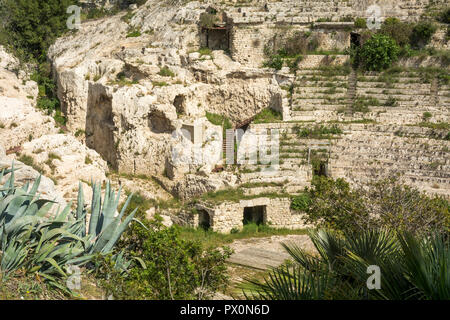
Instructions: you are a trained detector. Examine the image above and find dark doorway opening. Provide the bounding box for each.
[238,123,250,132]
[198,210,211,230]
[148,110,174,134]
[350,32,361,48]
[205,28,229,51]
[314,161,329,177]
[243,206,266,225]
[173,94,186,115]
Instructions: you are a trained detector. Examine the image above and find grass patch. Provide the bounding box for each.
[415,122,449,130]
[108,72,138,86]
[198,47,212,56]
[126,28,141,38]
[152,81,168,87]
[158,66,175,77]
[197,188,291,204]
[295,124,342,139]
[178,223,309,248]
[327,119,376,124]
[18,155,44,173]
[253,108,283,124]
[205,112,232,130]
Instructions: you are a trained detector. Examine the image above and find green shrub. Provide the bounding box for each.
[410,21,437,49]
[96,220,232,300]
[439,8,450,24]
[422,112,433,120]
[126,28,141,38]
[380,17,413,47]
[291,194,311,211]
[158,66,175,77]
[0,0,73,62]
[302,176,450,235]
[263,54,284,70]
[354,17,367,29]
[199,12,218,29]
[359,34,400,71]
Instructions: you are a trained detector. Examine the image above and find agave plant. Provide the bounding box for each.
[245,229,450,300]
[0,164,137,285]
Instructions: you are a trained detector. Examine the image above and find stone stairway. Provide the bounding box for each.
[234,120,450,198]
[231,66,450,198]
[289,68,450,125]
[236,122,341,196]
[290,68,350,121]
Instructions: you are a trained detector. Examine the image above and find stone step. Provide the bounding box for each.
[354,93,433,102]
[356,82,431,89]
[296,75,349,81]
[227,248,290,270]
[331,168,450,179]
[293,97,348,104]
[294,86,347,93]
[295,81,349,87]
[356,87,431,95]
[357,76,424,82]
[330,157,450,168]
[292,104,348,111]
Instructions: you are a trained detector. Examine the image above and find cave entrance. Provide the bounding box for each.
[198,210,211,230]
[86,90,118,169]
[148,110,174,134]
[350,32,361,48]
[204,27,229,51]
[236,116,255,133]
[173,94,186,115]
[243,206,266,225]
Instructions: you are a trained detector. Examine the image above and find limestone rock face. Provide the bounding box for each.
[0,97,59,150]
[0,49,109,204]
[47,0,284,183]
[21,134,108,201]
[173,171,238,200]
[0,46,38,102]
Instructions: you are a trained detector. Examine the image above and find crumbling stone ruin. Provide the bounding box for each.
[19,0,448,233]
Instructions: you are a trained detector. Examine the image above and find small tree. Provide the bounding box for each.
[410,21,437,49]
[380,17,413,47]
[359,34,400,71]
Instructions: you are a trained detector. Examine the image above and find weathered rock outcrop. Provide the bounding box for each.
[21,134,108,201]
[48,1,284,181]
[46,0,449,203]
[0,47,109,203]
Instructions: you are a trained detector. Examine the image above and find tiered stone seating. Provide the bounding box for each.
[328,124,450,197]
[289,68,450,125]
[290,68,350,121]
[236,122,339,195]
[235,119,449,198]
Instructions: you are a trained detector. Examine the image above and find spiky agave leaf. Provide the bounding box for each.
[0,166,137,283]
